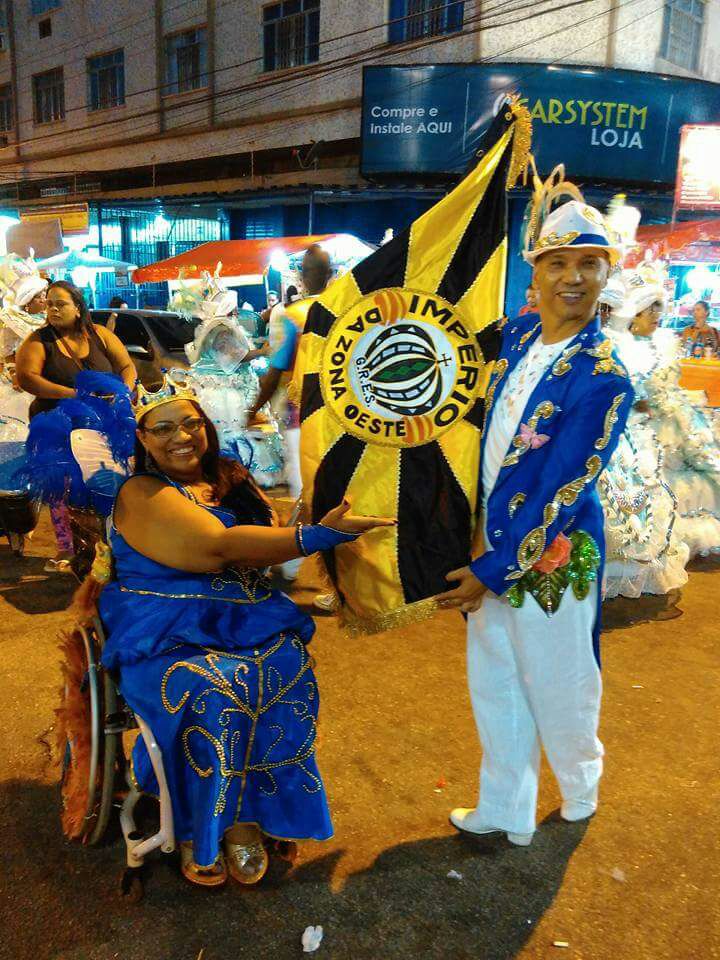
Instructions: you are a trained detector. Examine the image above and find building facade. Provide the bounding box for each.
[0,0,716,303]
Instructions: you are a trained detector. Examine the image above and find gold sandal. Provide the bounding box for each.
[179,841,227,888]
[224,834,269,886]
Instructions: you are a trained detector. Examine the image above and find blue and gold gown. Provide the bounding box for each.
[99,477,332,868]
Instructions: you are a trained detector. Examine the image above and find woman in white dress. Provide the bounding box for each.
[606,268,720,560]
[598,279,690,599]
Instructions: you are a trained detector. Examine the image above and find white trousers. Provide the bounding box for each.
[284,426,302,499]
[466,584,602,835]
[280,427,303,580]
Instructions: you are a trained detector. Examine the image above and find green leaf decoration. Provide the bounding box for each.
[508,530,600,615]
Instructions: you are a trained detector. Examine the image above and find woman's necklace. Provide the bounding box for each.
[183,480,217,505]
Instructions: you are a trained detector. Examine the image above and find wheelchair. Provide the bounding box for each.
[56,507,176,901]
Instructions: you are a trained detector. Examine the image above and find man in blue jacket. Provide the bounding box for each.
[439,198,634,846]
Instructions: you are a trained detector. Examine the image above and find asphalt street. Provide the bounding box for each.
[0,513,718,960]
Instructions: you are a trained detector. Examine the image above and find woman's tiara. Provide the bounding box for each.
[132,372,198,422]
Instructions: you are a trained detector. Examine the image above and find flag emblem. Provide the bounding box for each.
[321,289,482,446]
[293,101,532,633]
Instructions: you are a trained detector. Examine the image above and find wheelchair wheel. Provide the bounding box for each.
[57,624,119,845]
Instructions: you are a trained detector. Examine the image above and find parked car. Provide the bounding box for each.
[90,309,199,387]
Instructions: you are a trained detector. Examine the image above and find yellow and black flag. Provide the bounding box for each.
[294,101,531,633]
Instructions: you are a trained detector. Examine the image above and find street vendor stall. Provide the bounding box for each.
[626,219,720,406]
[131,233,376,303]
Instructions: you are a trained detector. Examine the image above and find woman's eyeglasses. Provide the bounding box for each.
[142,416,205,439]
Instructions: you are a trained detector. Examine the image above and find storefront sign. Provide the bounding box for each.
[361,64,720,184]
[19,202,89,236]
[674,124,720,210]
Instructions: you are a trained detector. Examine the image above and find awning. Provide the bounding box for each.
[36,249,138,272]
[131,234,373,284]
[626,219,720,266]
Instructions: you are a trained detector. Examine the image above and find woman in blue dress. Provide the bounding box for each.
[99,377,393,888]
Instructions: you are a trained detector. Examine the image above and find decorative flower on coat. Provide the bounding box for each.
[519,422,551,449]
[533,533,572,574]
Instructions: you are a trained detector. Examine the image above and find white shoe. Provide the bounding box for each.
[561,786,598,822]
[313,592,339,613]
[449,807,534,847]
[280,557,302,581]
[561,799,597,822]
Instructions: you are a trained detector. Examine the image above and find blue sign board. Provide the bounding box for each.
[361,63,720,184]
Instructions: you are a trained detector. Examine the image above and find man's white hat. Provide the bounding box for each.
[524,199,622,266]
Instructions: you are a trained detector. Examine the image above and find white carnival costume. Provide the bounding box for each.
[169,270,284,487]
[607,267,720,559]
[598,279,690,598]
[0,253,48,440]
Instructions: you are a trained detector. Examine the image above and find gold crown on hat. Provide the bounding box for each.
[132,371,198,422]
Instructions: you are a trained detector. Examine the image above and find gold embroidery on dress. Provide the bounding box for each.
[595,393,627,450]
[508,493,526,518]
[507,454,603,579]
[159,635,321,818]
[551,343,583,378]
[119,579,272,605]
[501,400,555,467]
[585,338,628,377]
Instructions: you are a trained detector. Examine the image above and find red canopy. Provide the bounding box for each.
[132,235,337,283]
[625,219,720,266]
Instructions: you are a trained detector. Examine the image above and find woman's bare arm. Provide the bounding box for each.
[93,325,137,391]
[15,335,75,400]
[115,476,301,572]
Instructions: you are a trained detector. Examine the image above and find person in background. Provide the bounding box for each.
[518,285,539,316]
[680,300,719,357]
[258,290,280,339]
[106,295,129,334]
[15,281,136,572]
[247,247,333,590]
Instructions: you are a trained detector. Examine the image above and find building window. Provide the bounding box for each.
[660,0,704,71]
[165,27,207,94]
[263,0,320,72]
[87,50,125,111]
[30,0,60,14]
[388,0,463,44]
[0,83,12,131]
[33,67,64,123]
[38,17,51,37]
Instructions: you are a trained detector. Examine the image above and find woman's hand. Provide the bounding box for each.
[320,499,396,535]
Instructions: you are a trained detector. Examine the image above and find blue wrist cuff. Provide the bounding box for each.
[297,523,359,555]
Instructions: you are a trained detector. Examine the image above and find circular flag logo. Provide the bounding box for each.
[320,288,486,447]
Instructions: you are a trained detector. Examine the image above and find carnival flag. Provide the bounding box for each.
[293,101,531,633]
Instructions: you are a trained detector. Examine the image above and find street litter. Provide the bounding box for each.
[447,869,463,880]
[302,926,324,953]
[552,942,570,949]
